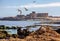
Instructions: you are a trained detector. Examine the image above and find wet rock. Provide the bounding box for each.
[28,25,60,41]
[0,25,60,41]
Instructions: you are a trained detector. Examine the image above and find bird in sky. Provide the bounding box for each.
[18,9,22,15]
[33,1,36,3]
[24,8,28,11]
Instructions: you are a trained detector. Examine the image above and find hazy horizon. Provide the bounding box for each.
[0,0,60,17]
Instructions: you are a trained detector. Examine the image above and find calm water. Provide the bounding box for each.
[0,21,60,34]
[0,21,40,27]
[5,26,40,34]
[0,21,41,34]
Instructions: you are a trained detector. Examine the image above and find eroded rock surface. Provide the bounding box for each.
[0,26,60,41]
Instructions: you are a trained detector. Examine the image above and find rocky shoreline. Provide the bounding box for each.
[0,25,60,41]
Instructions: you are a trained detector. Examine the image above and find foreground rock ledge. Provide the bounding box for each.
[0,26,60,41]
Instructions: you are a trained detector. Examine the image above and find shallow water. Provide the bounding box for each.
[0,21,60,34]
[0,21,40,27]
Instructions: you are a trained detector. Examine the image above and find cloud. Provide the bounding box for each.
[0,6,19,8]
[0,2,60,8]
[20,2,60,8]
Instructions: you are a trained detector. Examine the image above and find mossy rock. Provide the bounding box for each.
[0,33,6,39]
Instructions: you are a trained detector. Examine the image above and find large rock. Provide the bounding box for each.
[28,25,60,41]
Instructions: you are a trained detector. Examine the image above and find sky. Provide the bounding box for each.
[0,0,60,17]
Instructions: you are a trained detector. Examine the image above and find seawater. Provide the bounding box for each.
[0,21,40,34]
[0,21,40,27]
[0,21,60,34]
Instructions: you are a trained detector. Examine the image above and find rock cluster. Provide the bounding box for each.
[26,26,60,41]
[0,25,60,41]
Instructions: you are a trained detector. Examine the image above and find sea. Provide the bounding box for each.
[0,20,60,34]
